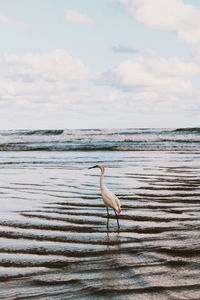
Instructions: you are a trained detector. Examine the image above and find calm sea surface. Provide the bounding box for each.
[0,128,200,299]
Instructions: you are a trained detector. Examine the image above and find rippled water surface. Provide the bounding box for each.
[0,128,200,299]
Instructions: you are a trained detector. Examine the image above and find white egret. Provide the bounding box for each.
[88,164,121,230]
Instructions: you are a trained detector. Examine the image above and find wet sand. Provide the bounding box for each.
[0,150,200,299]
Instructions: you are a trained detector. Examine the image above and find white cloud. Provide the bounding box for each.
[117,0,200,48]
[0,15,27,30]
[111,0,200,114]
[3,49,89,81]
[64,10,94,26]
[101,54,200,112]
[0,48,200,117]
[0,76,93,108]
[104,55,198,91]
[0,50,92,107]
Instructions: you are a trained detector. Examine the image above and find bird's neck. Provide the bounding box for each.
[100,168,105,189]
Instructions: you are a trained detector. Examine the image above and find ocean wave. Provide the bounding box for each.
[0,128,199,152]
[0,136,199,147]
[0,134,200,145]
[0,127,199,137]
[172,127,200,133]
[17,129,64,136]
[0,144,198,152]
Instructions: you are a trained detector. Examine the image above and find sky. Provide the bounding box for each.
[0,0,200,129]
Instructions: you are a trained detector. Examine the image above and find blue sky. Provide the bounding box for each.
[0,0,200,129]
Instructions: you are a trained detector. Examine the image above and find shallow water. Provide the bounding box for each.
[0,129,200,299]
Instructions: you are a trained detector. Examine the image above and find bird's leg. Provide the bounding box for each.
[106,208,109,229]
[114,209,120,230]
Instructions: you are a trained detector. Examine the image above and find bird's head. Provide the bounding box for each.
[88,164,105,172]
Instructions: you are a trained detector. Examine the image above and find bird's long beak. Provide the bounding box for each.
[88,165,97,169]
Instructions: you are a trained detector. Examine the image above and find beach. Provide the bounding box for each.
[0,128,200,299]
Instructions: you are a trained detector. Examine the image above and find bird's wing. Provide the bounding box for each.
[112,193,121,213]
[102,188,121,213]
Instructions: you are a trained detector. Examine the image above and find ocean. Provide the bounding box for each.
[0,128,200,299]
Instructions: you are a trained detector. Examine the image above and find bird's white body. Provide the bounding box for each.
[99,165,121,213]
[89,164,121,229]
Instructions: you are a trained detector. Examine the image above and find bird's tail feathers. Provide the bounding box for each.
[116,206,121,214]
[115,197,121,214]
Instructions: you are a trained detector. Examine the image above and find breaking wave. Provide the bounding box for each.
[14,129,64,136]
[0,127,199,152]
[172,127,200,133]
